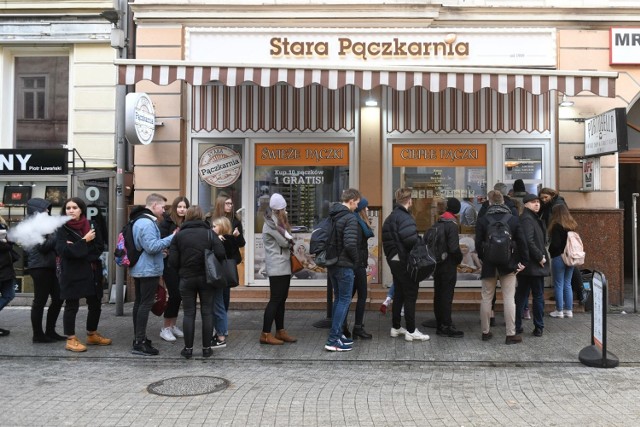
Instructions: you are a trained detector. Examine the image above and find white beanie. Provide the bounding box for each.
[269,193,287,210]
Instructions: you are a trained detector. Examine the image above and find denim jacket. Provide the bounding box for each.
[130,213,173,278]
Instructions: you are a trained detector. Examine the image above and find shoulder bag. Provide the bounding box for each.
[205,231,227,288]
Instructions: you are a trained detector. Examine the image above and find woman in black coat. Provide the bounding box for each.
[169,206,226,359]
[56,197,111,352]
[0,215,16,337]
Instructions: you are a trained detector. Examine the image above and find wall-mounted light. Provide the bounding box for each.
[559,94,574,107]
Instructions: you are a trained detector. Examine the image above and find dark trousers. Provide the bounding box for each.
[349,266,367,326]
[162,266,182,319]
[262,275,291,333]
[389,261,419,333]
[133,277,158,342]
[63,295,101,336]
[433,262,457,329]
[30,268,63,336]
[223,287,230,312]
[180,276,214,349]
[515,275,545,331]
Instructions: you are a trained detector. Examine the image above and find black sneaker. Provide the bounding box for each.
[533,327,543,337]
[132,340,159,356]
[181,347,193,359]
[436,326,464,338]
[212,336,227,349]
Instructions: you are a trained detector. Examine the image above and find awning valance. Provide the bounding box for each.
[116,60,618,97]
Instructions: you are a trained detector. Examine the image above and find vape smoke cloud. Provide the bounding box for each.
[7,212,71,249]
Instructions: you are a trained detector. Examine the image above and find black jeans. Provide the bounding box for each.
[133,277,158,342]
[433,262,457,328]
[162,266,182,319]
[389,261,419,333]
[180,275,215,349]
[350,266,368,326]
[30,268,63,335]
[63,295,101,336]
[262,275,291,333]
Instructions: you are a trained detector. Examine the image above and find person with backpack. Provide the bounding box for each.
[477,182,518,218]
[548,203,579,319]
[324,188,361,352]
[382,187,430,343]
[515,194,550,337]
[433,198,464,338]
[475,190,528,345]
[158,196,189,343]
[55,198,111,352]
[129,193,175,356]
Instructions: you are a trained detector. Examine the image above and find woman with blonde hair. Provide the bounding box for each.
[547,203,578,319]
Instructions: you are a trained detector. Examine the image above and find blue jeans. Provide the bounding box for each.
[0,279,16,311]
[515,275,545,331]
[212,287,228,337]
[552,256,573,311]
[327,267,354,344]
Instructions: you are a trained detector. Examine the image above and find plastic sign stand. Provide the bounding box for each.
[578,270,619,368]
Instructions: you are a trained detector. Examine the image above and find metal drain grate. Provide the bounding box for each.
[147,376,229,397]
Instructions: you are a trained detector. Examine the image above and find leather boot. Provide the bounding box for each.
[352,325,373,339]
[342,322,352,339]
[260,332,284,345]
[275,329,297,343]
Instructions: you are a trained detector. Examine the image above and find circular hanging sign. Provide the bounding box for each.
[125,93,156,145]
[198,146,242,187]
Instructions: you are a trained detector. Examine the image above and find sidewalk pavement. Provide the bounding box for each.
[1,298,639,365]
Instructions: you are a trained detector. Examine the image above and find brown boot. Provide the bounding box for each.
[260,332,284,345]
[275,329,297,343]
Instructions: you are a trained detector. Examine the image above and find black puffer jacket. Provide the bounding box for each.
[168,220,225,279]
[0,222,16,282]
[439,216,463,266]
[519,207,550,277]
[329,203,359,268]
[382,204,419,264]
[26,198,56,270]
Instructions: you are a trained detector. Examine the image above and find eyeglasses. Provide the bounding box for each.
[225,202,233,206]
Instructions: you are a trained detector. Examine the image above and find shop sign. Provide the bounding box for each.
[187,28,556,68]
[125,93,155,146]
[610,27,640,65]
[584,108,628,157]
[198,146,242,187]
[0,149,67,175]
[392,144,486,167]
[255,143,349,166]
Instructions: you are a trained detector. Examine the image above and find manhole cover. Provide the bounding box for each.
[147,376,229,397]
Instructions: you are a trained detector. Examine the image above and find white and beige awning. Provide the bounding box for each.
[116,59,618,97]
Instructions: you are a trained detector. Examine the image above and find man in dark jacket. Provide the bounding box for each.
[475,190,528,345]
[382,187,429,342]
[433,198,464,338]
[477,182,518,218]
[515,193,550,337]
[324,188,361,352]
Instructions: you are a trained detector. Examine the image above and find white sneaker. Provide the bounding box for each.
[405,328,430,342]
[390,327,407,337]
[171,325,184,338]
[549,310,564,318]
[160,327,176,342]
[563,310,573,318]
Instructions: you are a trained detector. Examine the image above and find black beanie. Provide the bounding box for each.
[446,197,461,214]
[513,179,526,193]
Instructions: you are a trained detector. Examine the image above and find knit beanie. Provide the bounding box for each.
[513,179,526,193]
[355,197,369,213]
[269,193,287,210]
[446,197,461,214]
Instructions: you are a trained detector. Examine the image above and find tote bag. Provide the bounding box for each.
[205,232,227,288]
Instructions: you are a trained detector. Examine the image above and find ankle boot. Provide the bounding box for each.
[352,325,373,339]
[33,333,56,344]
[342,323,352,339]
[275,329,297,343]
[260,332,284,345]
[45,330,67,341]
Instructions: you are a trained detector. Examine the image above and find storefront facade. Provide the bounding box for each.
[123,1,640,304]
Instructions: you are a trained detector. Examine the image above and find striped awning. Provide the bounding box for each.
[116,60,618,97]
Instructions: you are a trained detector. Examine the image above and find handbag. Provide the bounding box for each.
[151,283,167,316]
[205,231,227,288]
[222,258,240,288]
[291,253,304,274]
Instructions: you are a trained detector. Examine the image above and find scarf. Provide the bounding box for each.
[355,213,374,238]
[440,212,457,220]
[66,216,90,237]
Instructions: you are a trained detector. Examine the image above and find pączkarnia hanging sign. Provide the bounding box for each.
[198,146,242,187]
[584,108,628,157]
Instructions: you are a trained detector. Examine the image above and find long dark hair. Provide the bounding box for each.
[169,196,190,227]
[212,194,240,223]
[60,197,87,217]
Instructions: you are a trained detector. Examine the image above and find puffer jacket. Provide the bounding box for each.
[168,220,225,279]
[129,206,173,278]
[519,207,550,277]
[0,222,16,282]
[262,208,292,277]
[26,198,56,270]
[381,204,419,264]
[329,203,359,268]
[354,214,373,269]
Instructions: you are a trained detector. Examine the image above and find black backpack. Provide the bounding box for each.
[309,217,338,267]
[406,222,447,282]
[114,216,147,268]
[483,213,513,266]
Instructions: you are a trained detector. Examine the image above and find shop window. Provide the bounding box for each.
[503,146,544,195]
[196,142,244,214]
[14,56,69,149]
[253,142,349,282]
